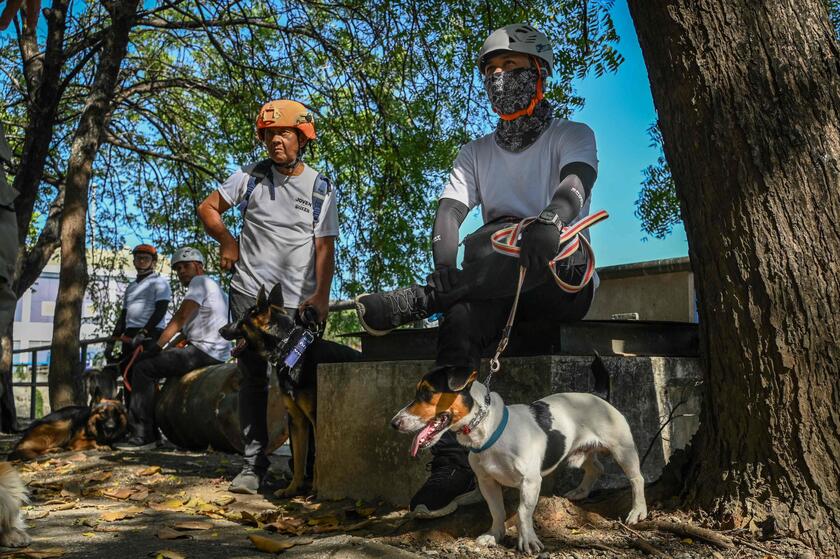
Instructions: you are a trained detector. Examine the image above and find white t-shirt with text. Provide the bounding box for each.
[218,162,339,305]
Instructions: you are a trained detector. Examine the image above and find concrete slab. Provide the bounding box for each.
[350,320,699,361]
[316,356,702,506]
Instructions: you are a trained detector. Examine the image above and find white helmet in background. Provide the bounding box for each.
[171,246,205,266]
[477,24,554,75]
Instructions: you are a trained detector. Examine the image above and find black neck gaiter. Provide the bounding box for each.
[484,67,554,153]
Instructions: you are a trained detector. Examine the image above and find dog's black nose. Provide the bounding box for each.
[390,417,402,431]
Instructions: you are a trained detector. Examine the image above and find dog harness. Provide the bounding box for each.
[468,405,510,453]
[238,158,332,226]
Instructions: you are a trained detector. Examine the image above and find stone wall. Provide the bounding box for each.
[316,355,702,506]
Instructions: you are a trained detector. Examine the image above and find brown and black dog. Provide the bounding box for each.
[8,390,128,461]
[220,283,359,497]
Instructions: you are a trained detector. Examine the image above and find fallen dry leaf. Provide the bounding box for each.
[150,499,185,512]
[307,513,339,527]
[157,527,192,540]
[100,506,144,522]
[149,551,186,559]
[67,452,88,461]
[50,501,79,511]
[82,532,95,537]
[102,487,134,500]
[237,510,261,527]
[249,534,296,553]
[24,510,50,520]
[129,487,150,501]
[86,471,113,483]
[173,521,214,531]
[211,495,235,507]
[138,465,162,476]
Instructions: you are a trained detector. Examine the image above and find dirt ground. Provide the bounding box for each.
[0,434,821,559]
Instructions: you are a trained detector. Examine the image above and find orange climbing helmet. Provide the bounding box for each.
[255,100,316,141]
[132,244,157,259]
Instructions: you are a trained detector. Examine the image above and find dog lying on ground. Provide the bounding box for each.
[0,462,30,548]
[219,283,359,497]
[8,390,128,461]
[391,367,648,554]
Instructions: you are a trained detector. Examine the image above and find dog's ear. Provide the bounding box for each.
[91,386,103,405]
[446,368,478,392]
[268,283,284,309]
[256,285,269,310]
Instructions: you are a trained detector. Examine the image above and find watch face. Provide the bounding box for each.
[539,210,557,224]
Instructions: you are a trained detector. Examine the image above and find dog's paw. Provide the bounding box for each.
[273,482,304,498]
[517,531,543,555]
[476,533,500,547]
[563,486,591,501]
[625,505,648,524]
[0,528,31,548]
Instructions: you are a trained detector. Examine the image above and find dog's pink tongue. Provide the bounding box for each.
[410,422,436,457]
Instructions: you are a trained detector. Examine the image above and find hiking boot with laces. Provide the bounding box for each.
[355,285,435,336]
[410,455,482,518]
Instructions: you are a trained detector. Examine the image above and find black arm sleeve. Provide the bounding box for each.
[431,198,469,268]
[142,300,169,332]
[111,310,126,337]
[546,162,597,224]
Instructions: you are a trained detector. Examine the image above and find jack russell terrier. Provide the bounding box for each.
[391,367,648,554]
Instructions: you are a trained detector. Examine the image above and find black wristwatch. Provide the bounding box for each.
[537,209,562,229]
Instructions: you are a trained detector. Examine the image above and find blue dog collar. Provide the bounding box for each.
[469,406,509,453]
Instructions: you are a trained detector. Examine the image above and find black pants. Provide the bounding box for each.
[128,345,221,441]
[230,289,361,473]
[431,219,595,464]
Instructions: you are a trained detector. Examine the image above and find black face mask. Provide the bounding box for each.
[484,67,553,153]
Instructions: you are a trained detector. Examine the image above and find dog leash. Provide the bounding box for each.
[485,210,609,387]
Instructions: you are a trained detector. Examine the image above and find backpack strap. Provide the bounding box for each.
[238,159,274,216]
[312,173,332,226]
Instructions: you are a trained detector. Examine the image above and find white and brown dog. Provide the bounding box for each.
[0,462,30,548]
[391,367,647,554]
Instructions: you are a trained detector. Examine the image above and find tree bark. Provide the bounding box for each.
[48,0,140,409]
[627,0,840,551]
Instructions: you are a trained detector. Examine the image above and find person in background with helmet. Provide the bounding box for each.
[104,244,171,364]
[116,247,230,450]
[355,24,599,518]
[197,99,340,493]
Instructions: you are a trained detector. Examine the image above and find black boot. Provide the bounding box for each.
[410,446,482,518]
[355,284,436,336]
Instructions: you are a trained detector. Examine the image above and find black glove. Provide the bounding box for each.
[130,329,148,348]
[518,221,562,271]
[426,265,460,293]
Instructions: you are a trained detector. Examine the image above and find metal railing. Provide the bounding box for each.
[10,336,111,420]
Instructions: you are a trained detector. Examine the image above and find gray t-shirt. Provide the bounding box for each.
[182,275,230,362]
[218,162,339,304]
[122,272,171,329]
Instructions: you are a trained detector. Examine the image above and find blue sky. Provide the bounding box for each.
[460,1,688,267]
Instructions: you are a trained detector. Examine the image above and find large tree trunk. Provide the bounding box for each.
[0,330,18,432]
[627,0,840,551]
[48,0,139,409]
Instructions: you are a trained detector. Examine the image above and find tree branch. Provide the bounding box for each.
[103,129,220,180]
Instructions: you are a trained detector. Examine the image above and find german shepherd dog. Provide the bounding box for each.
[220,284,334,497]
[8,389,128,461]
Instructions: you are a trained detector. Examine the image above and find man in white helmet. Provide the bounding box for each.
[355,24,599,518]
[116,246,231,450]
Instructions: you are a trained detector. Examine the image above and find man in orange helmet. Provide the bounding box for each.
[198,100,341,494]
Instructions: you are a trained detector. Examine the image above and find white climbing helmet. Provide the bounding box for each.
[477,23,554,76]
[171,246,205,266]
